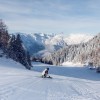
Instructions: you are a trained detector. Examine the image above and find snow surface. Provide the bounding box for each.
[0,57,100,100]
[62,61,83,67]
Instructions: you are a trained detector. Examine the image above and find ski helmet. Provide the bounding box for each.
[47,68,49,70]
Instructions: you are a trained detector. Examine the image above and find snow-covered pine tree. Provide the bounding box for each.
[0,19,9,52]
[7,35,16,60]
[8,34,31,70]
[43,33,100,67]
[0,19,32,69]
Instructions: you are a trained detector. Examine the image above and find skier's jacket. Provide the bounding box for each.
[42,69,48,76]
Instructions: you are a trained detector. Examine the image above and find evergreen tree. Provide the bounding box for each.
[0,19,9,51]
[7,35,16,59]
[8,34,32,70]
[0,20,32,69]
[26,51,32,67]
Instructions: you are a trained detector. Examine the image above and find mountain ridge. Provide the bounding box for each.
[13,32,93,58]
[42,33,100,67]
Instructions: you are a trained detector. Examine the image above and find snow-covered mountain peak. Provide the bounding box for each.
[45,34,66,46]
[64,33,93,44]
[12,32,93,58]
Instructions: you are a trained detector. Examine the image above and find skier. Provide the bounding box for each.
[42,68,50,78]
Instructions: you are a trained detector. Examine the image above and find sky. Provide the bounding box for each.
[0,0,100,35]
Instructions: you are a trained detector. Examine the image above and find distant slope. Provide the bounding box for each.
[43,33,100,66]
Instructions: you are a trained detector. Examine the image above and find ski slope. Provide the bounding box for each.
[0,58,100,100]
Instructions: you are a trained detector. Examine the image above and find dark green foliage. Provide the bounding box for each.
[26,51,32,67]
[0,19,32,69]
[8,34,32,70]
[0,19,9,51]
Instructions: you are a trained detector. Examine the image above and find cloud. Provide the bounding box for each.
[5,16,100,34]
[0,0,73,20]
[0,1,32,14]
[3,14,100,34]
[0,0,100,34]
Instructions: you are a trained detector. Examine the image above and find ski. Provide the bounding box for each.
[41,76,53,79]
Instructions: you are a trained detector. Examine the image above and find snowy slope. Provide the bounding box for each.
[0,57,100,100]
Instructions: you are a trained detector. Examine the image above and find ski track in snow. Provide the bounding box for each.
[0,60,100,100]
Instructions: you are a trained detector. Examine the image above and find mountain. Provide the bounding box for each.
[15,33,45,54]
[14,33,93,58]
[14,33,68,57]
[43,33,100,67]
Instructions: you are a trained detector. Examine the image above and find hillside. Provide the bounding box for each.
[0,57,100,100]
[43,33,100,67]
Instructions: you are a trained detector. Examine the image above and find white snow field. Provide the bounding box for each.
[0,58,100,100]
